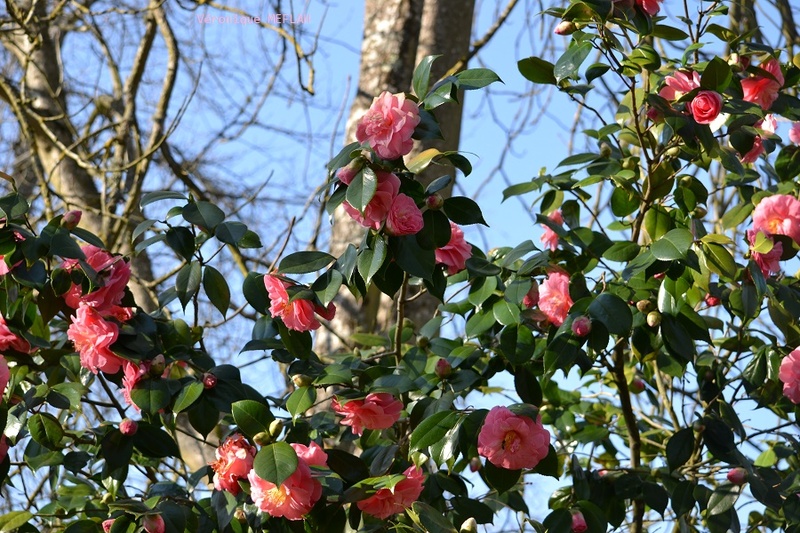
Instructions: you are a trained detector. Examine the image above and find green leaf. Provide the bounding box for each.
[130,379,172,414]
[455,68,502,90]
[417,210,452,250]
[410,411,459,452]
[215,221,248,245]
[465,310,496,337]
[554,41,592,82]
[482,460,520,493]
[232,399,274,439]
[165,227,195,262]
[701,56,733,92]
[140,190,187,207]
[182,201,225,231]
[173,381,204,413]
[327,142,361,174]
[588,293,632,335]
[51,229,86,260]
[132,423,180,458]
[666,427,695,471]
[603,241,641,262]
[175,261,202,310]
[311,269,343,307]
[29,412,64,450]
[413,55,440,98]
[651,229,693,261]
[701,243,737,279]
[0,511,33,532]
[279,251,335,274]
[652,25,690,40]
[707,483,741,515]
[643,482,669,516]
[346,167,377,212]
[443,196,487,226]
[410,502,458,533]
[243,272,270,314]
[203,265,231,318]
[286,386,316,420]
[391,236,435,281]
[671,480,695,516]
[357,237,387,284]
[518,56,556,85]
[407,148,442,174]
[254,442,298,487]
[776,145,800,182]
[493,299,520,326]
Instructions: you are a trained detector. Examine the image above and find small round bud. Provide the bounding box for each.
[693,420,706,433]
[253,431,272,446]
[202,373,217,389]
[679,175,693,187]
[149,354,166,376]
[459,517,478,533]
[665,146,682,158]
[142,514,165,533]
[599,142,612,158]
[61,210,82,230]
[636,300,654,313]
[704,294,721,307]
[554,20,578,35]
[646,311,662,328]
[646,107,664,123]
[727,467,747,485]
[622,157,638,170]
[469,457,482,472]
[571,316,592,337]
[425,193,444,210]
[653,272,666,280]
[692,206,708,218]
[402,317,416,330]
[235,508,247,524]
[416,336,430,349]
[291,374,312,388]
[435,358,452,379]
[102,518,115,532]
[119,418,138,436]
[571,510,588,533]
[629,378,646,394]
[101,494,114,505]
[269,419,284,439]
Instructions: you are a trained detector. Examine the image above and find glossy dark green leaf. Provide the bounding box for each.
[443,196,487,226]
[482,460,520,493]
[243,272,269,314]
[140,190,187,207]
[651,228,693,261]
[518,56,556,85]
[666,427,695,471]
[182,201,225,231]
[776,145,800,182]
[554,41,592,82]
[232,399,274,439]
[391,235,435,281]
[203,265,230,318]
[254,442,298,487]
[215,221,248,245]
[346,167,377,212]
[701,56,733,92]
[455,68,502,90]
[279,251,336,274]
[410,410,459,452]
[588,293,632,335]
[416,210,452,250]
[357,237,387,284]
[286,386,316,420]
[165,227,194,261]
[132,423,180,458]
[413,55,440,98]
[175,261,202,310]
[29,413,64,450]
[130,379,172,414]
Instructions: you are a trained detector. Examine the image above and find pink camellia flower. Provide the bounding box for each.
[119,418,138,436]
[62,245,131,315]
[102,519,114,533]
[571,316,592,337]
[742,58,784,110]
[747,230,782,277]
[689,91,723,124]
[356,92,420,160]
[357,465,425,519]
[752,194,800,245]
[331,392,403,436]
[540,210,564,252]
[704,294,721,307]
[248,459,322,520]
[142,514,165,533]
[67,304,124,374]
[62,210,82,230]
[522,280,539,308]
[435,222,472,274]
[210,434,257,495]
[0,355,8,398]
[571,510,588,532]
[727,467,747,485]
[740,115,777,163]
[779,348,800,404]
[290,441,328,468]
[553,21,577,35]
[0,313,31,354]
[636,0,663,15]
[0,435,7,464]
[343,171,401,230]
[121,360,151,411]
[659,70,701,100]
[538,271,573,327]
[386,194,424,236]
[477,406,551,470]
[264,274,336,332]
[336,160,362,186]
[790,122,800,145]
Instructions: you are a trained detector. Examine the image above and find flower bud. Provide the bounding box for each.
[646,311,662,327]
[102,519,115,533]
[704,294,721,307]
[143,514,165,533]
[291,374,312,388]
[571,510,588,533]
[679,175,693,187]
[235,508,247,524]
[727,467,747,485]
[425,193,444,210]
[554,20,578,35]
[459,517,478,533]
[149,355,166,376]
[653,272,665,280]
[416,335,430,349]
[269,419,284,439]
[646,107,664,123]
[119,418,138,436]
[636,300,654,313]
[469,457,482,472]
[692,206,708,218]
[599,142,612,158]
[571,316,592,337]
[402,317,416,330]
[692,420,706,433]
[61,210,82,230]
[629,378,646,394]
[202,373,217,389]
[435,358,452,379]
[253,431,272,446]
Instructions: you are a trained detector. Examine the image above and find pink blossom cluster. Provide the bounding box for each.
[780,348,800,404]
[356,465,425,519]
[339,169,423,236]
[331,392,403,435]
[264,274,336,332]
[658,70,724,126]
[742,58,784,110]
[748,194,800,277]
[209,434,256,495]
[477,406,551,470]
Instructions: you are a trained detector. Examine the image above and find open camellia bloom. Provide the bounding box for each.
[747,230,782,277]
[121,360,151,411]
[291,441,328,468]
[247,459,322,520]
[689,91,723,124]
[331,392,402,435]
[751,194,800,245]
[355,91,420,160]
[435,222,472,274]
[62,245,131,315]
[385,194,423,236]
[357,465,425,519]
[0,355,8,398]
[264,274,335,332]
[659,70,700,100]
[0,313,31,354]
[742,58,784,110]
[210,434,256,495]
[740,114,777,163]
[477,406,550,470]
[67,304,124,374]
[538,271,573,327]
[635,0,663,15]
[779,348,800,404]
[540,210,564,252]
[343,171,401,230]
[789,122,800,145]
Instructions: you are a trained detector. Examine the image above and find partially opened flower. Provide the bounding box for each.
[62,245,131,315]
[357,465,425,519]
[343,171,401,230]
[332,393,402,435]
[386,194,424,236]
[635,0,663,15]
[248,459,322,520]
[747,230,782,277]
[435,222,472,274]
[477,406,550,470]
[538,271,573,327]
[67,304,124,374]
[540,210,564,252]
[0,313,31,354]
[742,58,784,110]
[659,70,700,100]
[264,274,336,332]
[210,434,256,495]
[779,348,800,404]
[752,194,800,245]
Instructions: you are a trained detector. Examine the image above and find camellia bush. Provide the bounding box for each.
[4,0,800,531]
